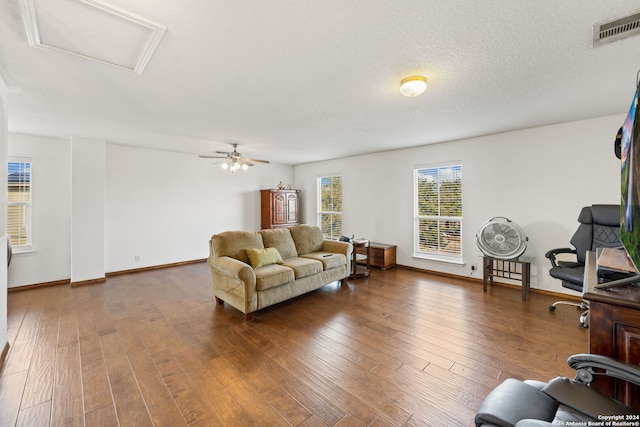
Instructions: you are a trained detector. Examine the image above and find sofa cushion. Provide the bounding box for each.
[282,257,323,279]
[255,264,295,290]
[211,231,264,264]
[260,228,298,259]
[289,225,324,255]
[246,247,284,269]
[300,252,347,270]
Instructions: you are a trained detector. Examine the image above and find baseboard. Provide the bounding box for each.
[0,342,9,376]
[8,278,71,293]
[70,277,107,288]
[105,258,206,277]
[7,259,208,291]
[396,264,582,301]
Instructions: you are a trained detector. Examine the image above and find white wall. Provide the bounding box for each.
[104,144,295,272]
[71,138,106,283]
[294,114,623,294]
[7,134,71,288]
[7,138,294,285]
[5,113,623,296]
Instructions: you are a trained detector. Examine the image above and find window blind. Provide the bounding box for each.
[7,160,32,250]
[415,165,462,259]
[318,176,343,239]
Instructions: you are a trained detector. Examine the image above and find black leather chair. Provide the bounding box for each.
[475,354,640,427]
[545,205,621,327]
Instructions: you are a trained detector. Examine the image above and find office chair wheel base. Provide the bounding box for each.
[548,305,556,311]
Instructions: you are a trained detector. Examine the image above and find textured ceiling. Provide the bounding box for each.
[1,0,640,165]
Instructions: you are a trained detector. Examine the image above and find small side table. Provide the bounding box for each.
[351,239,370,279]
[367,243,397,270]
[482,255,533,301]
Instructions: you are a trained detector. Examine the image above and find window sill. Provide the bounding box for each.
[413,254,464,265]
[12,249,35,255]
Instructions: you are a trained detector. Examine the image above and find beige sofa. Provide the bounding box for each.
[208,224,353,320]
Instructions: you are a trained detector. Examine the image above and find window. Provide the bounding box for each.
[318,175,342,239]
[7,159,32,251]
[414,164,462,261]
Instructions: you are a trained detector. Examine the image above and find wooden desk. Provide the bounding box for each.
[583,251,640,411]
[351,240,370,279]
[482,255,532,301]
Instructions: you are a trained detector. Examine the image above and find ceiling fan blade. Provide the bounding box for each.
[199,155,228,159]
[246,158,270,164]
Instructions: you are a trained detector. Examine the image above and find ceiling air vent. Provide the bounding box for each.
[594,9,640,47]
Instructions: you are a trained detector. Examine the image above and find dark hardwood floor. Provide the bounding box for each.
[0,263,587,427]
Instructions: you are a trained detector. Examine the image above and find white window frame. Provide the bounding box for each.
[317,175,342,239]
[414,163,463,263]
[7,158,33,253]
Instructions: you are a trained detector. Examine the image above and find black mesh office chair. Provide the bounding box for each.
[545,205,621,327]
[475,354,640,427]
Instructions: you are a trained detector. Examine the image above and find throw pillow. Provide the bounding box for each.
[245,247,284,269]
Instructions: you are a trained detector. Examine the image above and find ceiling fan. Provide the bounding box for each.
[199,143,270,172]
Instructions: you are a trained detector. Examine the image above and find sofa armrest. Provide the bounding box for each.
[322,240,353,259]
[208,255,258,315]
[209,256,256,285]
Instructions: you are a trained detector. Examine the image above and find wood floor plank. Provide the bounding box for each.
[0,371,28,427]
[21,317,59,408]
[51,343,84,427]
[219,327,315,426]
[79,331,113,414]
[239,320,408,425]
[16,401,51,427]
[99,331,134,382]
[56,312,79,348]
[83,403,119,427]
[127,350,187,427]
[2,308,40,376]
[149,349,220,426]
[3,263,588,427]
[206,354,292,426]
[170,348,253,426]
[108,373,153,427]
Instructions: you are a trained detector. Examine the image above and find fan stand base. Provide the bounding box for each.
[482,255,532,301]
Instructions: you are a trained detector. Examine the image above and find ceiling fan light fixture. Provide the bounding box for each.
[200,143,270,173]
[400,76,427,97]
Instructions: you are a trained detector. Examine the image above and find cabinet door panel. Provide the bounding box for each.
[286,193,298,223]
[614,323,640,407]
[273,194,287,224]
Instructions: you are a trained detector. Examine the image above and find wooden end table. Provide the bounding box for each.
[482,255,533,301]
[351,239,370,279]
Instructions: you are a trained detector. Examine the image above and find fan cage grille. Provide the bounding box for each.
[477,218,527,260]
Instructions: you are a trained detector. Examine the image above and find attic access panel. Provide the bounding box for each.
[19,0,166,74]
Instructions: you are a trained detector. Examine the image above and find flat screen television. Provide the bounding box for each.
[621,83,640,270]
[603,81,640,288]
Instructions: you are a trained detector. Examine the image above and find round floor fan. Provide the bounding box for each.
[476,217,528,259]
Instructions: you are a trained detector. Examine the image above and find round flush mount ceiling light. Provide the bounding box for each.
[400,76,427,97]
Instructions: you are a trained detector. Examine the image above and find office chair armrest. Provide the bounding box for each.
[544,248,575,267]
[474,379,559,427]
[568,354,640,387]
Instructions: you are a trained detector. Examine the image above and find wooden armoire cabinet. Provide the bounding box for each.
[260,189,301,229]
